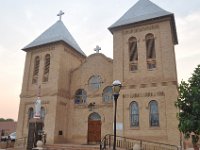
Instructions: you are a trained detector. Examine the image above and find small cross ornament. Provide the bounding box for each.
[57,10,64,21]
[94,45,101,53]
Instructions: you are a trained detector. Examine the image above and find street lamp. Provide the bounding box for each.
[112,80,122,150]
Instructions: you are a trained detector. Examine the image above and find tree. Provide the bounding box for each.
[0,118,14,122]
[175,64,200,150]
[0,118,5,122]
[6,118,14,122]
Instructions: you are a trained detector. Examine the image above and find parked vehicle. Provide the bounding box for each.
[1,135,9,141]
[0,132,16,141]
[8,132,16,141]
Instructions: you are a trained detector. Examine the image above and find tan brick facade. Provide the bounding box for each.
[112,19,179,145]
[16,4,180,148]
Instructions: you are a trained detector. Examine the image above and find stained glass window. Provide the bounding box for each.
[149,100,159,127]
[88,112,101,121]
[130,101,139,127]
[74,89,87,104]
[102,86,113,103]
[88,75,102,91]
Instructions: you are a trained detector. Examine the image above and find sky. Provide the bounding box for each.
[0,0,200,121]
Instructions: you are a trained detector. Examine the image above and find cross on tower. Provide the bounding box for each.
[94,45,101,53]
[57,10,64,21]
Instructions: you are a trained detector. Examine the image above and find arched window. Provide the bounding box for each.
[129,37,138,71]
[88,75,102,91]
[102,86,113,103]
[130,101,139,127]
[149,100,159,127]
[41,107,45,120]
[88,112,101,121]
[146,33,156,69]
[28,107,34,120]
[32,56,40,84]
[74,89,87,104]
[43,54,50,82]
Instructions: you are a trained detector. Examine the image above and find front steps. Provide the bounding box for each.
[5,143,100,150]
[44,144,100,150]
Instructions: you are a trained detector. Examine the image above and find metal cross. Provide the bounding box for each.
[94,45,101,53]
[57,10,64,21]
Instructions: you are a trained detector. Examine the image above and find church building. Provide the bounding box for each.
[16,0,180,147]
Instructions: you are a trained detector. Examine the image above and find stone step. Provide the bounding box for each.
[44,144,100,150]
[6,148,26,150]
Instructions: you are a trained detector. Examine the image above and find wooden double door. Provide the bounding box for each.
[87,112,101,144]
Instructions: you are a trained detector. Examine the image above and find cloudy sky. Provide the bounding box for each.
[0,0,200,120]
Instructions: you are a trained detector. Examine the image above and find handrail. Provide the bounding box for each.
[100,134,179,150]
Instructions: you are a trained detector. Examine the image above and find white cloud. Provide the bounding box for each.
[176,11,200,82]
[25,9,33,21]
[176,11,200,58]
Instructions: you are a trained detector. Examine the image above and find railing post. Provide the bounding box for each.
[123,138,126,149]
[24,137,26,147]
[104,137,106,149]
[100,134,178,150]
[6,140,9,148]
[140,140,142,150]
[109,135,111,148]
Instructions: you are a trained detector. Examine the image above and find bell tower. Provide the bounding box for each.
[109,0,179,146]
[16,11,86,144]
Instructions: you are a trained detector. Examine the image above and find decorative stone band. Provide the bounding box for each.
[123,24,159,35]
[123,91,165,99]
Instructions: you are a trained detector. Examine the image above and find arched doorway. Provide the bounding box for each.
[88,112,101,144]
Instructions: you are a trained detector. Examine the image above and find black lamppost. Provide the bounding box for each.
[112,80,122,150]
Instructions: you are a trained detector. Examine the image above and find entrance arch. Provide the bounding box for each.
[88,112,101,144]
